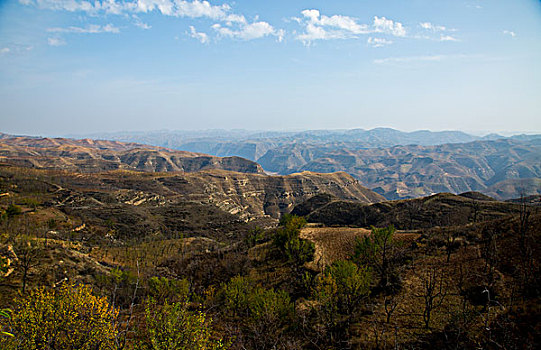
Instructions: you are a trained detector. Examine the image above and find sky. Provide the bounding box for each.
[0,0,540,136]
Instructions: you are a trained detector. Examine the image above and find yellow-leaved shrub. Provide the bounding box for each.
[1,284,119,350]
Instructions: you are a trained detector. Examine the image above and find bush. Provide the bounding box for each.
[244,227,265,248]
[222,275,254,316]
[137,300,228,350]
[222,275,293,322]
[0,284,118,350]
[222,276,293,349]
[314,260,372,315]
[148,276,190,304]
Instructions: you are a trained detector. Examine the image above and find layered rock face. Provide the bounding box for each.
[166,170,385,218]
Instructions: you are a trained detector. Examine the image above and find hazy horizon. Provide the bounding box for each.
[3,126,541,140]
[1,1,540,135]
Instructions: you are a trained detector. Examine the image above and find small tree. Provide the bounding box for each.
[14,237,43,294]
[148,276,190,304]
[311,260,371,346]
[274,214,314,265]
[5,204,22,218]
[244,227,264,248]
[353,225,396,289]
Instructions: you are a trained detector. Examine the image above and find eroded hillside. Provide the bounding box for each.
[0,136,264,174]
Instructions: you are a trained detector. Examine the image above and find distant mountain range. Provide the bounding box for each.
[60,129,541,200]
[259,139,541,200]
[66,128,511,161]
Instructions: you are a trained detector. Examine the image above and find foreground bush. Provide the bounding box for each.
[0,284,119,350]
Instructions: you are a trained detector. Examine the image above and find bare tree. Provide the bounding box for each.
[470,199,481,223]
[417,266,448,329]
[404,200,422,230]
[15,238,42,294]
[384,293,401,324]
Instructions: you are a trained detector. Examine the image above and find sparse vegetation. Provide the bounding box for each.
[0,164,539,349]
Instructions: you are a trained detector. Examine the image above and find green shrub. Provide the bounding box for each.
[222,276,293,322]
[314,260,372,315]
[148,276,190,304]
[244,227,264,248]
[137,300,228,350]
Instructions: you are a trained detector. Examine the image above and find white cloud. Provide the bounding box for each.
[47,24,120,34]
[295,10,406,45]
[367,37,393,48]
[189,26,209,43]
[33,0,100,13]
[302,9,368,34]
[212,21,281,41]
[440,35,458,42]
[503,30,516,38]
[0,47,11,54]
[26,0,237,21]
[297,23,348,44]
[373,16,406,37]
[296,9,369,44]
[22,0,282,42]
[420,22,447,32]
[48,37,66,46]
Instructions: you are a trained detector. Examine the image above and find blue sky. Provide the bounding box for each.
[0,0,540,136]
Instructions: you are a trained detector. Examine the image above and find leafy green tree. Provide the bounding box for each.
[0,210,7,223]
[96,268,137,308]
[310,260,372,346]
[222,275,254,316]
[0,259,13,338]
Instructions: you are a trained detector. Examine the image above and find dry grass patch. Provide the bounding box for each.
[300,226,371,270]
[300,226,420,271]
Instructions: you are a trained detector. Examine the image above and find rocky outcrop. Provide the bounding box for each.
[165,170,385,219]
